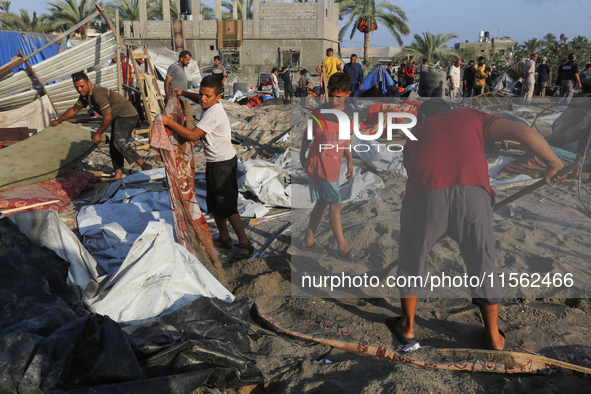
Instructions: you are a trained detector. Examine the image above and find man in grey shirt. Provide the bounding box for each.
[211,55,227,94]
[165,50,193,127]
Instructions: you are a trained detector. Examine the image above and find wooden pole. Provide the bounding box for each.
[0,10,100,77]
[17,49,59,118]
[116,9,122,96]
[0,200,61,214]
[493,162,580,211]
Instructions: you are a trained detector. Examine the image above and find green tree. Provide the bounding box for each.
[395,31,458,65]
[543,33,557,45]
[105,0,155,21]
[559,33,568,45]
[520,38,543,56]
[45,0,100,40]
[0,0,10,13]
[221,0,253,20]
[339,0,409,65]
[1,8,47,32]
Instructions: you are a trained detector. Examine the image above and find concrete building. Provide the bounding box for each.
[340,47,402,65]
[454,37,516,59]
[123,0,340,83]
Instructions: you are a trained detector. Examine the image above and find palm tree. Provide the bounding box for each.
[105,0,154,21]
[1,8,47,32]
[396,32,458,65]
[0,0,10,13]
[339,0,409,65]
[221,0,252,20]
[45,0,100,40]
[543,33,557,45]
[150,0,178,20]
[521,38,543,55]
[559,33,568,45]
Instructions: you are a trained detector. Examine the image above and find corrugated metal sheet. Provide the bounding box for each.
[0,32,117,101]
[0,65,118,113]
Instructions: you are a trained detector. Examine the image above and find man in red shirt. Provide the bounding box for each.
[387,99,565,350]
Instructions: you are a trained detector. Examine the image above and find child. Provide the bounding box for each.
[299,73,363,260]
[280,67,293,102]
[298,69,309,105]
[270,67,280,99]
[162,75,253,260]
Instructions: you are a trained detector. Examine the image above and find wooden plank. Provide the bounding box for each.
[17,49,59,117]
[0,200,61,214]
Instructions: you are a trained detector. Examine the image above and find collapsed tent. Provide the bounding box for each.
[147,46,202,87]
[0,30,67,74]
[0,215,328,392]
[357,65,396,97]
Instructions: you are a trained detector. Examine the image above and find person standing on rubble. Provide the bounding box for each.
[521,53,538,104]
[556,59,567,95]
[447,58,461,99]
[386,99,565,350]
[211,56,227,95]
[50,72,152,180]
[165,50,194,128]
[537,57,552,97]
[343,54,364,105]
[280,67,294,102]
[403,58,416,87]
[463,60,476,97]
[561,53,582,104]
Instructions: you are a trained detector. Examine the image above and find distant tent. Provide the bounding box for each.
[357,65,396,97]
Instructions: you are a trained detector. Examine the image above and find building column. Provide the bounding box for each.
[253,0,260,37]
[176,0,181,20]
[163,0,171,21]
[215,0,222,19]
[316,0,325,38]
[242,0,246,20]
[232,0,237,20]
[139,0,147,34]
[192,0,201,21]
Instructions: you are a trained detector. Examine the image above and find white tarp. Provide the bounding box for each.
[10,209,232,324]
[147,46,202,86]
[0,95,57,131]
[351,133,407,174]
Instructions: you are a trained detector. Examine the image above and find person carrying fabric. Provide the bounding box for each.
[50,72,152,180]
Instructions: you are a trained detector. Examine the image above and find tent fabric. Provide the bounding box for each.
[0,122,96,191]
[147,46,202,86]
[0,216,328,392]
[0,95,57,131]
[357,65,396,97]
[0,30,67,74]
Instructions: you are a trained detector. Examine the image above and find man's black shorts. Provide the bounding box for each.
[206,156,239,219]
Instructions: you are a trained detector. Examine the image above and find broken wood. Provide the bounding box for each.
[0,200,61,214]
[493,162,580,211]
[17,48,59,117]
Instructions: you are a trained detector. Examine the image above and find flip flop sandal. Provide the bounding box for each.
[336,247,364,261]
[300,242,326,254]
[233,242,255,261]
[214,237,233,250]
[386,316,416,344]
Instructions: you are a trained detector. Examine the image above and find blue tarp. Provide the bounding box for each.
[0,31,67,74]
[357,65,396,97]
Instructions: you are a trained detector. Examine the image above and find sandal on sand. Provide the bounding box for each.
[214,237,233,250]
[336,247,364,261]
[233,242,255,261]
[300,242,326,254]
[386,316,415,344]
[485,328,506,351]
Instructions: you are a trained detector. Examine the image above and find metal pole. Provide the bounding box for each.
[17,48,59,118]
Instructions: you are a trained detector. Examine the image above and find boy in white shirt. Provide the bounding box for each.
[163,75,253,260]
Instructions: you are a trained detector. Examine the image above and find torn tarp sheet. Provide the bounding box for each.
[74,169,233,323]
[351,133,407,174]
[0,216,328,392]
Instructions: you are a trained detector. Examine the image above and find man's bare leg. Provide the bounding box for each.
[480,304,505,350]
[395,296,418,340]
[228,213,250,255]
[302,201,328,247]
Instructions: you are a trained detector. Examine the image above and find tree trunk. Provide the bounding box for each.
[364,31,370,65]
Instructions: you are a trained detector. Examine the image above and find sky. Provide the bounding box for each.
[9,0,591,48]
